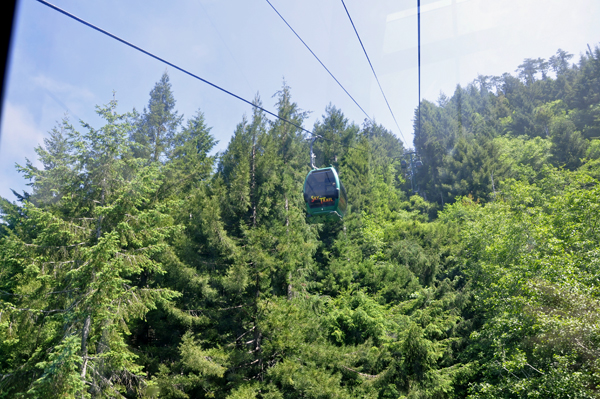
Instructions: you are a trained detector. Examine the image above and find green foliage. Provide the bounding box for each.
[440,172,600,398]
[1,99,181,397]
[414,46,599,205]
[2,48,599,397]
[130,72,183,162]
[495,135,552,183]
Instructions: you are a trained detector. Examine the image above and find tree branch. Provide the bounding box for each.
[341,365,381,379]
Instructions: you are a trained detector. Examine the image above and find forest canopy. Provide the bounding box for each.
[1,45,600,398]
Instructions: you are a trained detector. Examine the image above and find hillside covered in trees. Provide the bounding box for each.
[1,45,600,398]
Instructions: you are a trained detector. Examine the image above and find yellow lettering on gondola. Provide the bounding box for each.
[311,195,334,205]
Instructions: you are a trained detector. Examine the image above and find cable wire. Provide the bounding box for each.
[264,0,372,122]
[418,0,421,142]
[339,0,407,145]
[34,0,368,153]
[35,0,311,132]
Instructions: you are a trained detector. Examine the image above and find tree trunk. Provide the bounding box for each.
[252,271,262,373]
[96,179,105,240]
[285,195,289,230]
[251,135,257,227]
[80,314,91,379]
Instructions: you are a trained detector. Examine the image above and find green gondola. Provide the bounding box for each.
[303,166,347,223]
[303,135,348,223]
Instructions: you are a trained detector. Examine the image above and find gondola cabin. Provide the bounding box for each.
[303,167,347,223]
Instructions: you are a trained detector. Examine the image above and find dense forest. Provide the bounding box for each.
[1,45,600,398]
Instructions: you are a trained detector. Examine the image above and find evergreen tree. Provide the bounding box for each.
[2,44,600,398]
[549,48,574,75]
[550,118,588,169]
[131,72,183,162]
[0,101,181,397]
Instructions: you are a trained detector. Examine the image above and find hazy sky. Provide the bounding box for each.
[1,0,599,200]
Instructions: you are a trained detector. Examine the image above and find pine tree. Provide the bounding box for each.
[164,109,217,196]
[0,100,181,397]
[131,72,183,162]
[550,118,588,169]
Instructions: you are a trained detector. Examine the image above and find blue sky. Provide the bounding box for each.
[1,0,599,200]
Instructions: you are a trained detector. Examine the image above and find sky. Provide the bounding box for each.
[1,0,599,200]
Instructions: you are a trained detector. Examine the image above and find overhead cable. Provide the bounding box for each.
[34,0,367,152]
[339,0,407,145]
[418,0,421,140]
[264,0,372,122]
[35,0,310,134]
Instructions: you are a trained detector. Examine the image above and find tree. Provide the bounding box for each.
[165,109,217,196]
[440,134,504,202]
[131,72,183,162]
[550,118,588,169]
[3,45,600,398]
[0,101,181,397]
[549,49,574,75]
